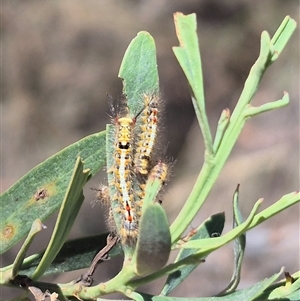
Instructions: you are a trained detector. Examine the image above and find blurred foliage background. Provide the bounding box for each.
[1,0,299,299]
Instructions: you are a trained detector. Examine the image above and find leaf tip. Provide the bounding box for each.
[257,198,264,205]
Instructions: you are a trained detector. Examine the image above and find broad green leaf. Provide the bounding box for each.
[32,157,90,280]
[133,165,171,275]
[119,31,159,115]
[0,131,106,254]
[135,204,171,276]
[107,31,159,257]
[161,212,225,296]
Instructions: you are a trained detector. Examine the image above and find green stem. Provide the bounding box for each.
[169,30,286,244]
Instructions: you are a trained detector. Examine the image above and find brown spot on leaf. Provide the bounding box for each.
[3,224,15,239]
[34,188,47,201]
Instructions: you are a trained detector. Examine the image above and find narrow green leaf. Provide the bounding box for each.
[173,13,202,87]
[135,204,171,275]
[0,131,106,254]
[231,186,246,290]
[32,157,90,280]
[11,220,45,279]
[172,12,213,154]
[119,31,159,115]
[161,213,225,296]
[269,16,297,63]
[180,199,261,252]
[0,220,45,283]
[248,192,300,230]
[218,185,245,295]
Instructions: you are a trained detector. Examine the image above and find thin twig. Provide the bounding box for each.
[75,234,119,286]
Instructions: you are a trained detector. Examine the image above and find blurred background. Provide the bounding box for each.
[1,0,299,299]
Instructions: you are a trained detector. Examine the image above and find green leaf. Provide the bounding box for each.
[218,185,246,295]
[135,203,171,275]
[269,16,297,64]
[172,12,213,154]
[161,212,225,296]
[11,219,45,279]
[107,31,159,257]
[248,192,300,230]
[119,31,159,115]
[0,131,106,254]
[32,157,90,280]
[180,199,261,253]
